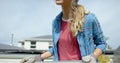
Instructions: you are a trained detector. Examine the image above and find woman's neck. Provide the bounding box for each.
[62,4,73,20]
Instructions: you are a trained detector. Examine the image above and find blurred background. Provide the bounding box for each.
[0,0,120,63]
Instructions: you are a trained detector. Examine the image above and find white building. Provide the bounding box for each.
[18,35,112,51]
[0,35,114,63]
[18,35,53,51]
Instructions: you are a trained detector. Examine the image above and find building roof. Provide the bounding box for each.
[18,35,52,42]
[113,46,120,62]
[114,46,120,54]
[0,43,45,53]
[0,43,24,51]
[33,35,52,39]
[116,46,120,51]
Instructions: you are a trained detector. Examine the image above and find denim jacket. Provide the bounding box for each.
[49,12,106,61]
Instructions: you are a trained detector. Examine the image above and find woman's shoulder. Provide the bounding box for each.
[85,11,98,22]
[85,11,96,19]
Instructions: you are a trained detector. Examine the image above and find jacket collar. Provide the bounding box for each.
[55,12,63,22]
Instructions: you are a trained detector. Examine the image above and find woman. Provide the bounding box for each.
[20,0,106,63]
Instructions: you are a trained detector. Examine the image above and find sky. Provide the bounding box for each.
[0,0,120,49]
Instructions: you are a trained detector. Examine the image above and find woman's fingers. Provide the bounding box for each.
[20,58,27,63]
[82,55,91,62]
[26,57,35,63]
[20,57,32,63]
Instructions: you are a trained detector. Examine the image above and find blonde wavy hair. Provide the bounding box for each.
[71,0,86,36]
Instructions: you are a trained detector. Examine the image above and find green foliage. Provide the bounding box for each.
[98,55,110,63]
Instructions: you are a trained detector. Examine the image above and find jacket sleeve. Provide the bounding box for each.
[49,46,54,55]
[49,20,55,55]
[92,14,107,53]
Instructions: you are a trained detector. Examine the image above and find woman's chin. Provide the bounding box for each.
[56,1,63,5]
[56,3,62,5]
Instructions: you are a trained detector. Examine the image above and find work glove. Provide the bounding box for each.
[82,54,97,63]
[20,55,43,63]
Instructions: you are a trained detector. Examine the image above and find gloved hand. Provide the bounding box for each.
[20,55,43,63]
[82,54,97,63]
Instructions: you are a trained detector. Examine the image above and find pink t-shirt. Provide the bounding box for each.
[58,20,82,61]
